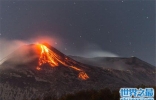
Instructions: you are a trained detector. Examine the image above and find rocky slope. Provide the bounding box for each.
[0,44,155,100]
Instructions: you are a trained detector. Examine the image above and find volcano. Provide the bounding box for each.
[0,43,155,100]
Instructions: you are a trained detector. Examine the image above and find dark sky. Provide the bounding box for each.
[0,0,155,66]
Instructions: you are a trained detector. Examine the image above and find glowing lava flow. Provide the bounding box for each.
[36,44,89,80]
[38,45,59,67]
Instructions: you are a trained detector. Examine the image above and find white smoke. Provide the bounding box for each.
[87,43,118,57]
[65,43,119,58]
[83,50,119,58]
[0,36,59,65]
[0,38,28,64]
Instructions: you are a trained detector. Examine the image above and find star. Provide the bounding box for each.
[129,42,131,45]
[69,23,72,26]
[146,16,149,19]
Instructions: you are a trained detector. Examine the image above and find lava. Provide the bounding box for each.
[38,44,59,67]
[36,44,89,80]
[79,72,89,80]
[36,67,41,70]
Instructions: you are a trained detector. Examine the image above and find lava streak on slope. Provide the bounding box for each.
[36,44,89,80]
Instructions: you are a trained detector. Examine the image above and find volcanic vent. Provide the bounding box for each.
[35,43,89,80]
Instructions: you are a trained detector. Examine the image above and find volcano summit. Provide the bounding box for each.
[0,43,155,100]
[36,43,89,80]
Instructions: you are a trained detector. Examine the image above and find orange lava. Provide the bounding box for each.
[39,45,59,67]
[69,66,82,71]
[79,72,89,80]
[36,44,89,80]
[36,67,41,70]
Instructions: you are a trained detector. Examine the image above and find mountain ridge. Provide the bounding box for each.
[0,44,155,100]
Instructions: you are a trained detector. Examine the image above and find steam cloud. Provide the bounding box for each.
[65,43,119,58]
[82,50,119,58]
[0,36,58,65]
[0,38,28,64]
[84,43,119,57]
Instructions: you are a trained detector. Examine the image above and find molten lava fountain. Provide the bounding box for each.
[36,44,89,80]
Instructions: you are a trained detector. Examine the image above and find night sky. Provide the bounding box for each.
[0,1,155,66]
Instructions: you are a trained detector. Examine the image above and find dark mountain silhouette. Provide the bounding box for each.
[0,43,155,100]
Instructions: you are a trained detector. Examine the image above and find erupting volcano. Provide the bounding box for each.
[0,43,155,100]
[36,44,89,80]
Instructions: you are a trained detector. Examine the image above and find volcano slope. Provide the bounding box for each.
[0,43,155,100]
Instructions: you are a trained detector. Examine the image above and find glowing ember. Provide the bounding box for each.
[36,44,89,80]
[79,72,89,80]
[36,67,41,70]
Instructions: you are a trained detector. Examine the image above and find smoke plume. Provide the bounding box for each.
[0,36,58,65]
